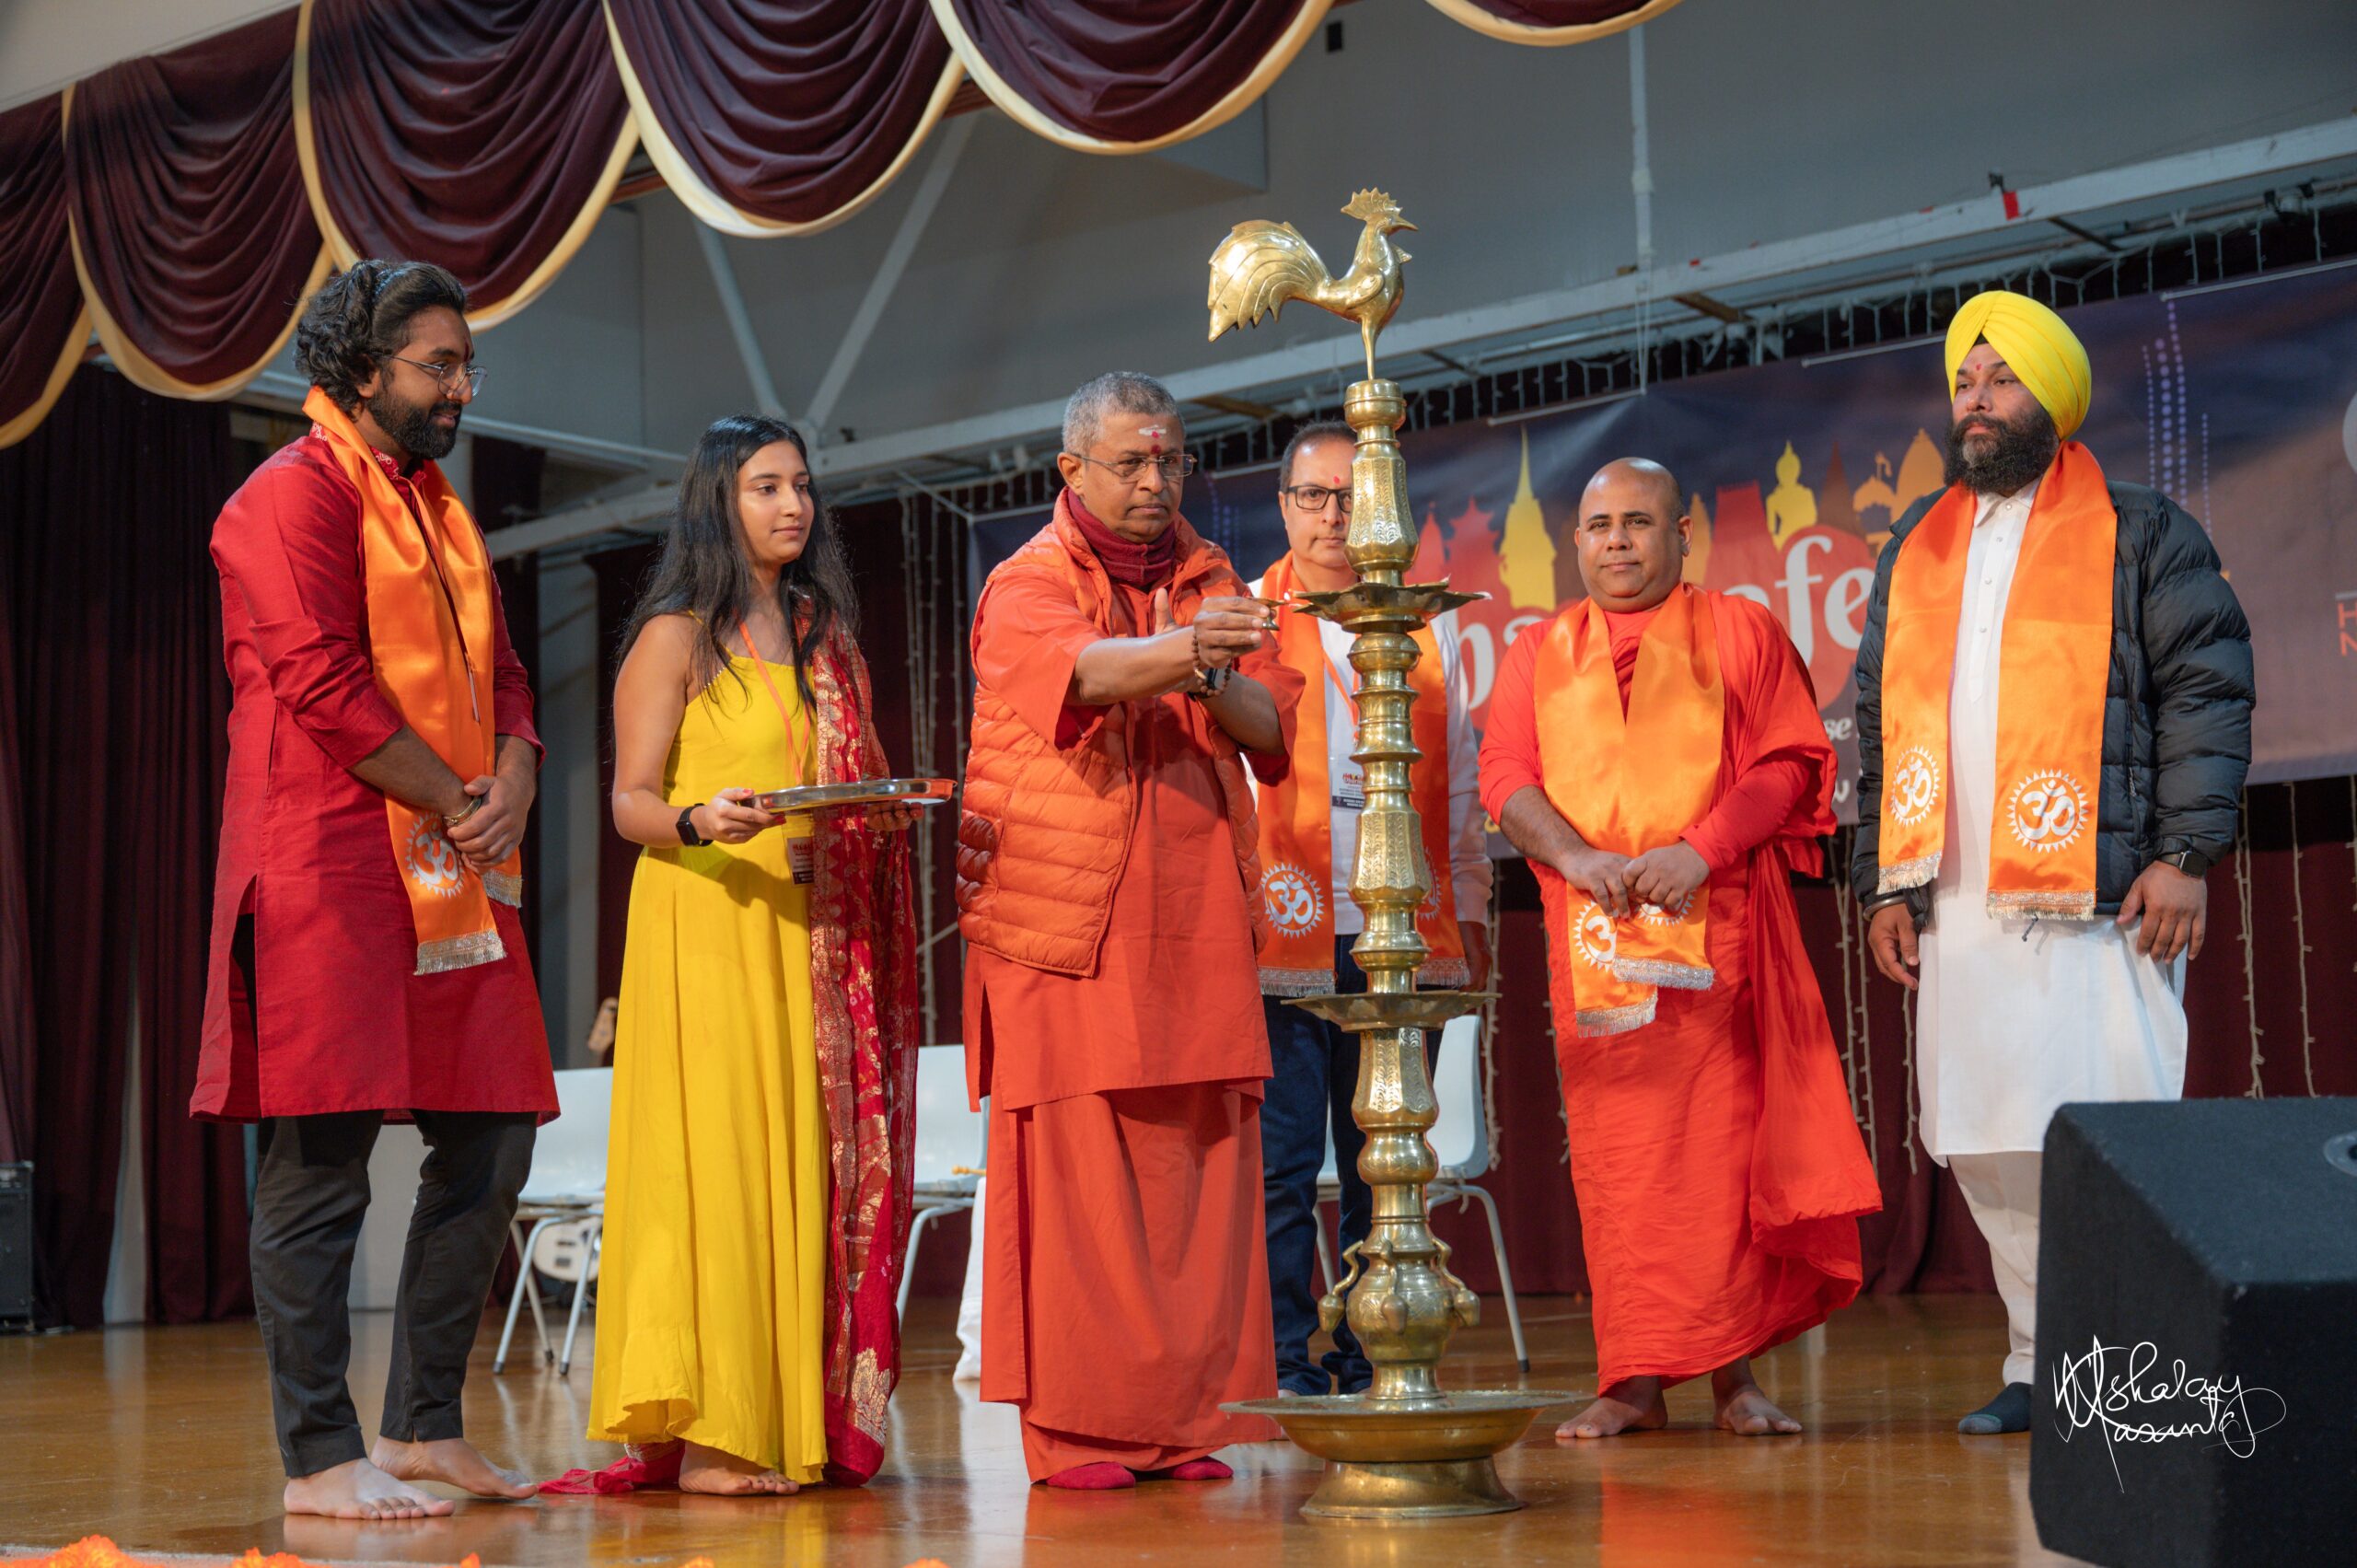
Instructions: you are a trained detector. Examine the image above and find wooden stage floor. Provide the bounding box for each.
[1,1293,2086,1567]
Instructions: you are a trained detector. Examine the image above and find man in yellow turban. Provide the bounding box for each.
[1850,290,2253,1434]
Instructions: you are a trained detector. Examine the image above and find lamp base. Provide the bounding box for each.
[1224,1389,1575,1519]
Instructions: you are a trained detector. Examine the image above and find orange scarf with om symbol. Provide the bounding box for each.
[1534,586,1724,1036]
[305,388,518,972]
[1875,442,2115,917]
[1252,552,1464,995]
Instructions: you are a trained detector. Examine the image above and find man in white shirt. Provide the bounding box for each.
[1248,421,1494,1397]
[1852,290,2252,1435]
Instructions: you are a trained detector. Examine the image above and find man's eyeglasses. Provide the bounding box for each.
[387,355,487,396]
[1069,451,1197,484]
[1280,483,1353,514]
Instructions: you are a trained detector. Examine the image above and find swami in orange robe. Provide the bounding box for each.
[1480,459,1879,1437]
[958,459,1301,1485]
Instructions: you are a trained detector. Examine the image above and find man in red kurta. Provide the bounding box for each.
[958,373,1302,1488]
[1479,458,1878,1439]
[198,261,555,1519]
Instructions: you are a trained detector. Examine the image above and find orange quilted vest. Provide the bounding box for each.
[957,495,1272,975]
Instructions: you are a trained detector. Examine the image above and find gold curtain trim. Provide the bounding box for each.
[294,0,640,331]
[925,0,1334,157]
[606,1,965,240]
[1423,0,1685,46]
[0,302,88,451]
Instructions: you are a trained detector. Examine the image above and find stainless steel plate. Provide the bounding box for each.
[749,777,956,816]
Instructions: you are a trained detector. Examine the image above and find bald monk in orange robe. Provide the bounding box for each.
[1479,458,1880,1439]
[958,374,1300,1488]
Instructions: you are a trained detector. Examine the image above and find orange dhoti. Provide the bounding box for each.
[983,1084,1280,1477]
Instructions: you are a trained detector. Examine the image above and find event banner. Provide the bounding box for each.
[973,263,2357,819]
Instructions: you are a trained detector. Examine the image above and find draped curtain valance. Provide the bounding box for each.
[0,0,1682,447]
[606,0,961,238]
[1423,0,1677,44]
[296,0,638,328]
[66,9,328,400]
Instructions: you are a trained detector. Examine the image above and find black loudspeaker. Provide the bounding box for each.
[2031,1099,2357,1568]
[0,1161,31,1324]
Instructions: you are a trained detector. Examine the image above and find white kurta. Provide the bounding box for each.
[1915,482,2188,1164]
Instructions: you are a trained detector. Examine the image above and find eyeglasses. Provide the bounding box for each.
[387,355,487,396]
[1069,451,1197,484]
[1279,483,1353,514]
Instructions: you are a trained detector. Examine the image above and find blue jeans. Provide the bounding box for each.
[1261,937,1387,1395]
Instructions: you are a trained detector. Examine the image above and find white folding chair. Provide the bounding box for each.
[493,1066,610,1375]
[1313,1015,1529,1371]
[900,1045,985,1318]
[1425,1014,1530,1371]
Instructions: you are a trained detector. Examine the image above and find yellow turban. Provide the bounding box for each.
[1944,290,2091,438]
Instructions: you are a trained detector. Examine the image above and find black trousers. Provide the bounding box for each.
[250,1107,535,1477]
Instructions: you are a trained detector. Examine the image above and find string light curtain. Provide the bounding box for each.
[295,0,639,328]
[929,0,1332,153]
[0,98,87,449]
[64,10,328,401]
[1425,0,1682,44]
[606,0,962,238]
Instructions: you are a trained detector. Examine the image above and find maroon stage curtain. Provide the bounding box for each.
[1445,0,1660,24]
[609,0,955,235]
[298,0,634,324]
[936,0,1323,148]
[0,368,249,1327]
[0,97,87,450]
[64,10,323,399]
[1427,0,1678,39]
[0,511,34,1168]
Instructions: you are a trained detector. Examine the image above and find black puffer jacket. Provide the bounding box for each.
[1850,480,2254,922]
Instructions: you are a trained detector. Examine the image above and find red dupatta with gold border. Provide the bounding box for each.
[805,625,921,1485]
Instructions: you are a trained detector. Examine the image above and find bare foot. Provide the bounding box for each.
[1556,1377,1669,1440]
[284,1457,455,1519]
[370,1435,538,1500]
[1713,1372,1803,1436]
[679,1441,799,1496]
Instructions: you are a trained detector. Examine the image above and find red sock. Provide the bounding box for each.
[1161,1458,1233,1481]
[1043,1462,1136,1490]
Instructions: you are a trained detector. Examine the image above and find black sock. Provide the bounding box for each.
[1957,1381,2033,1434]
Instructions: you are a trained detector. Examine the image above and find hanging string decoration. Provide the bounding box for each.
[2286,782,2316,1095]
[2234,795,2264,1097]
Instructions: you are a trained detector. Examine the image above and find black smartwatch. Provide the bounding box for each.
[677,803,707,846]
[2158,848,2212,878]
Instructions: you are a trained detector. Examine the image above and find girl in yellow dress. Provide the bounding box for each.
[581,415,920,1496]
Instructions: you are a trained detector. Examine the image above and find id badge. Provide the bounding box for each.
[1332,763,1366,813]
[788,835,816,886]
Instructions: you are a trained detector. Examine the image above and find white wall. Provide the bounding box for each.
[0,0,287,110]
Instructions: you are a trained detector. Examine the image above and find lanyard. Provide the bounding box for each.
[393,473,480,722]
[737,621,816,779]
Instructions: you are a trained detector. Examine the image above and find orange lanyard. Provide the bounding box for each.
[737,621,816,778]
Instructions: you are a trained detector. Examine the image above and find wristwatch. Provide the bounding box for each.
[1190,664,1231,700]
[2158,848,2212,878]
[677,803,707,846]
